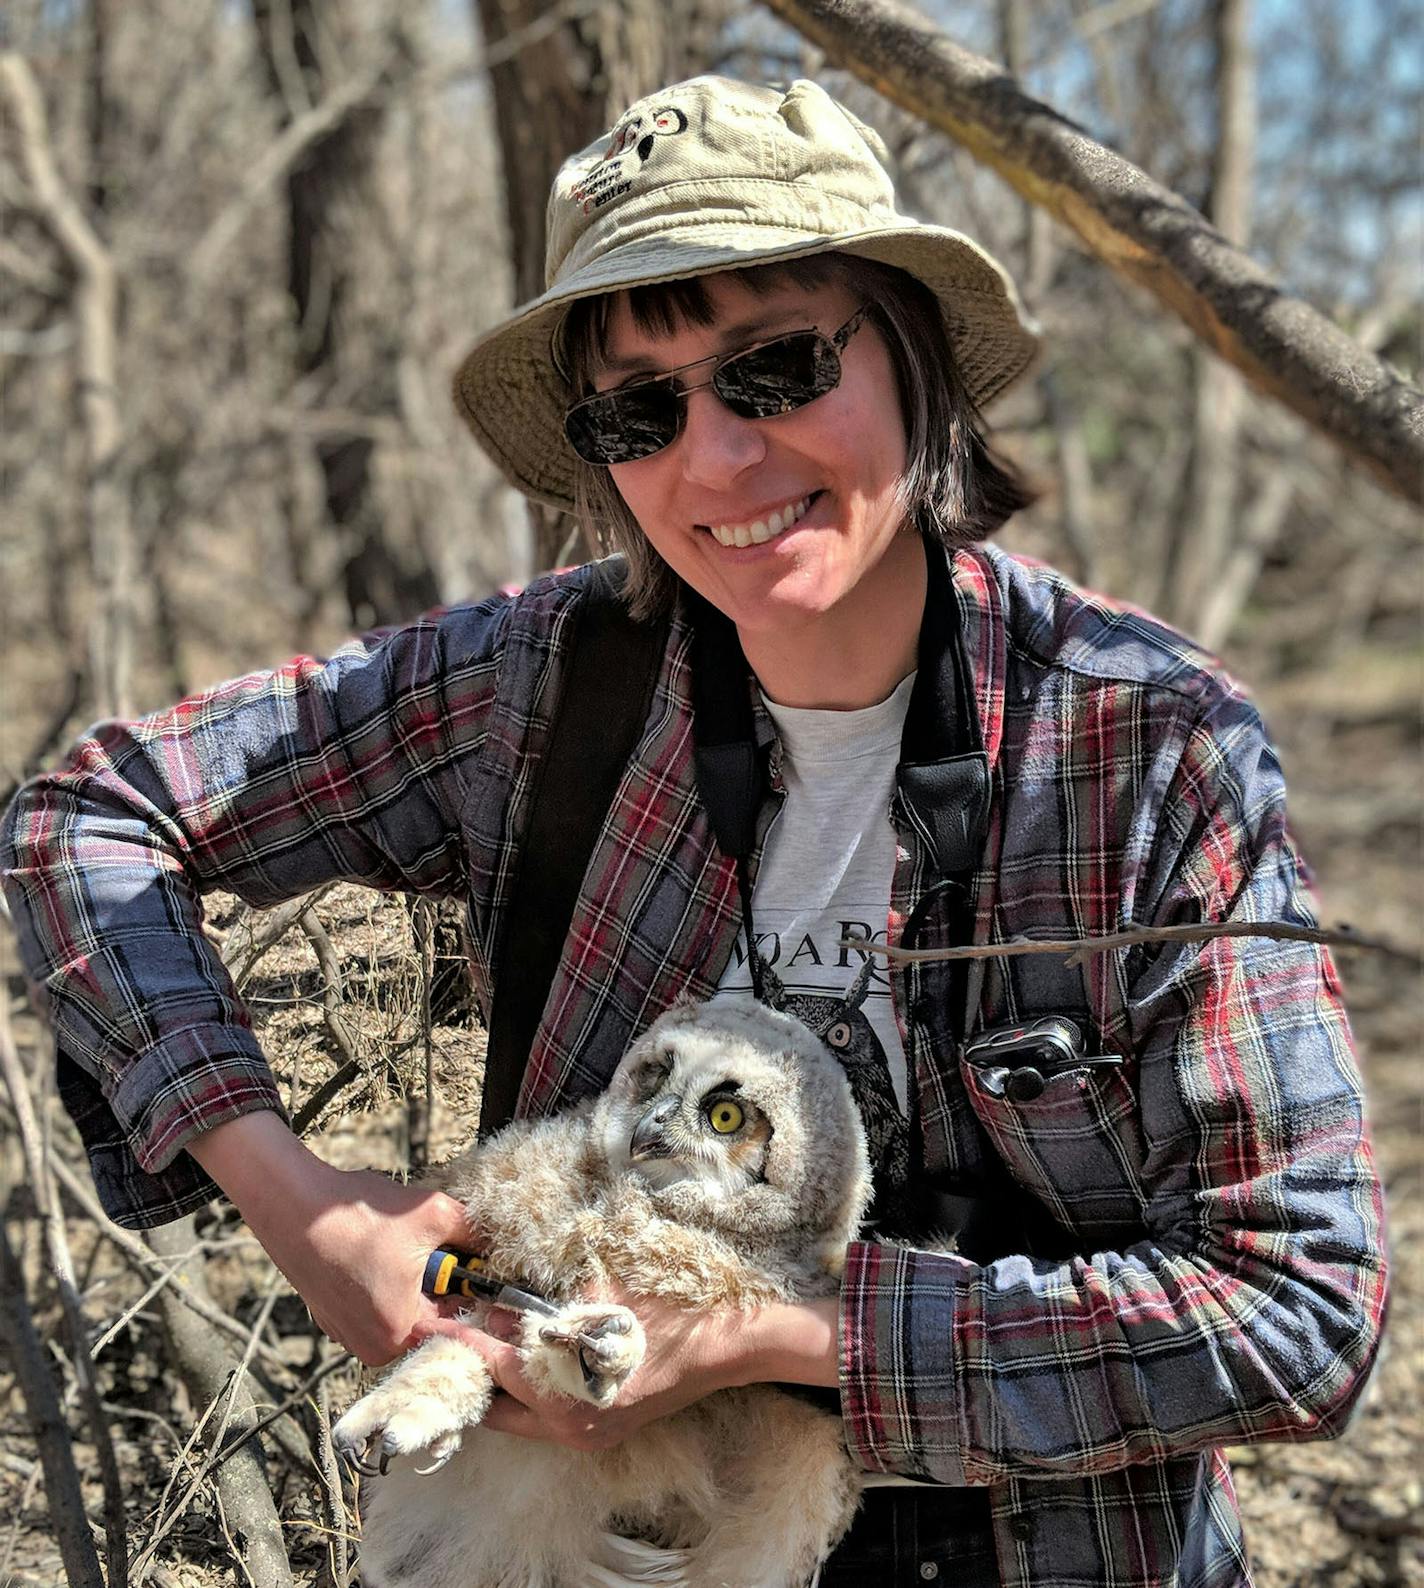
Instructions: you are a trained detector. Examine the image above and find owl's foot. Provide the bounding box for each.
[332,1336,494,1477]
[522,1303,645,1406]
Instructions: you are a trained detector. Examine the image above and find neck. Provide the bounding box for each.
[738,533,927,709]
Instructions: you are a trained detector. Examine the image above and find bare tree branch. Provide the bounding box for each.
[844,918,1419,970]
[191,58,389,283]
[758,0,1424,503]
[218,885,334,992]
[48,1151,295,1375]
[1169,0,1255,628]
[298,904,361,1068]
[193,0,609,287]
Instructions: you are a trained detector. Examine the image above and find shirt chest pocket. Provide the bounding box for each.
[959,1054,1149,1246]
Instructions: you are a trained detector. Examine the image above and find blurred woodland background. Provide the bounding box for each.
[0,0,1419,1584]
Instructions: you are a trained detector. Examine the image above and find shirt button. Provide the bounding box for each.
[919,1564,939,1581]
[1009,1510,1035,1541]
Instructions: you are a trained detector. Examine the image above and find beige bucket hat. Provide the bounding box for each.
[453,76,1039,512]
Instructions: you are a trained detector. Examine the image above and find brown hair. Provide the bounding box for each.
[559,255,1035,619]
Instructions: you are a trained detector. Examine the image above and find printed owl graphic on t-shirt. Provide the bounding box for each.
[750,949,916,1237]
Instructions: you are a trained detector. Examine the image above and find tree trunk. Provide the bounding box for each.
[472,0,723,571]
[1168,0,1255,629]
[1,50,134,720]
[253,0,441,627]
[757,0,1423,505]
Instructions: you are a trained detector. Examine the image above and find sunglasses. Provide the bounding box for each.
[563,305,871,467]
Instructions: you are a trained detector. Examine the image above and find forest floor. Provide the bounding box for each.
[0,595,1419,1588]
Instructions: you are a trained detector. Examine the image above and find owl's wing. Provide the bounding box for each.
[585,1530,691,1586]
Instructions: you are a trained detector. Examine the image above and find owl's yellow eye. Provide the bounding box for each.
[706,1098,744,1134]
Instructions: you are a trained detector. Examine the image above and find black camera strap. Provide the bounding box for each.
[479,562,669,1139]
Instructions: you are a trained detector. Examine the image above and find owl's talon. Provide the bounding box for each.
[342,1433,386,1478]
[413,1433,459,1475]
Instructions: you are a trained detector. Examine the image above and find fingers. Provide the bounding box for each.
[479,1387,623,1451]
[409,1318,533,1400]
[479,1392,549,1441]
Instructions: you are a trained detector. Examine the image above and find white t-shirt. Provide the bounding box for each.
[713,673,913,1111]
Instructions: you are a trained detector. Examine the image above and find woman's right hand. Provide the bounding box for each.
[186,1109,477,1365]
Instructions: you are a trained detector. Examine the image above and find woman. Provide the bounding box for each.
[1,77,1386,1586]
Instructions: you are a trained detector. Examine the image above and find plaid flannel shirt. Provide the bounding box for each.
[2,543,1386,1588]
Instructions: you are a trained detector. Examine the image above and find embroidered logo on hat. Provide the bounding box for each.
[570,105,689,216]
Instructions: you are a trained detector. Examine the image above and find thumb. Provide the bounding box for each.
[414,1187,479,1245]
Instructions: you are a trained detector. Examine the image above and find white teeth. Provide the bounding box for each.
[710,496,811,548]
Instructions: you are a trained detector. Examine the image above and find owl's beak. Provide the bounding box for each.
[629,1095,681,1161]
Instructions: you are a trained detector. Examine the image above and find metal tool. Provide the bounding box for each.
[421,1247,560,1318]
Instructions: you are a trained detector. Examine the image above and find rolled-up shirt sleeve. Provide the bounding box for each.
[2,598,511,1226]
[837,693,1388,1483]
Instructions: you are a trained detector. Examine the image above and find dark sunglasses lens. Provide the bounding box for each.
[565,382,679,465]
[714,332,840,418]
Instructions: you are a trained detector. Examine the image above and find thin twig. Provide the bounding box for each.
[219,885,334,991]
[843,918,1419,969]
[298,905,361,1067]
[314,1369,350,1587]
[408,898,436,1173]
[209,1351,348,1477]
[87,1248,194,1359]
[49,1151,293,1374]
[290,1057,362,1137]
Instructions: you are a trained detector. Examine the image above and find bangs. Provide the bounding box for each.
[559,258,847,386]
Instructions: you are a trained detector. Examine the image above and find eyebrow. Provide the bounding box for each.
[595,309,810,381]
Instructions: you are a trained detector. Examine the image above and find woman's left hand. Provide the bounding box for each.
[413,1287,837,1451]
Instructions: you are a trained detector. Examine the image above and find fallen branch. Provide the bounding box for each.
[138,1220,295,1588]
[0,997,129,1585]
[843,918,1419,970]
[0,1219,105,1588]
[758,0,1424,503]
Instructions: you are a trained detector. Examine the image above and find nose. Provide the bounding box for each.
[676,385,766,490]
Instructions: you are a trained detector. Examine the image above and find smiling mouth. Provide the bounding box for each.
[699,493,818,548]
